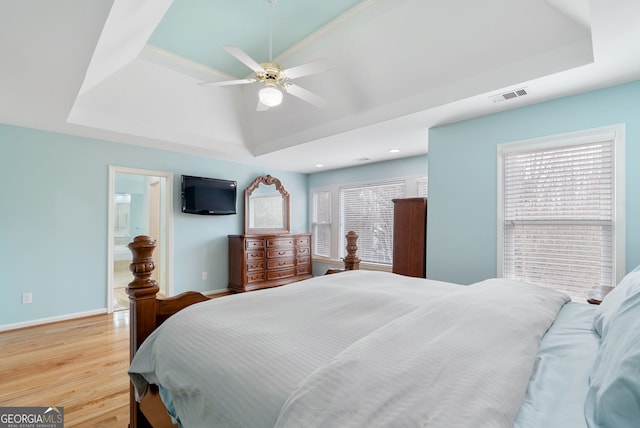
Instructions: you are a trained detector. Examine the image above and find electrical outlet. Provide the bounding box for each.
[22,292,32,304]
[202,272,208,280]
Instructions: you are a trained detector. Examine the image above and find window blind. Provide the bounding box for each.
[339,182,405,264]
[502,140,615,301]
[312,190,331,257]
[417,177,428,197]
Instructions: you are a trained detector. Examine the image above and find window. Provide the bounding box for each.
[311,190,331,257]
[311,175,427,266]
[498,125,625,301]
[339,182,405,264]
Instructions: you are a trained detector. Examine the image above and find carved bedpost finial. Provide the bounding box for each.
[125,235,161,428]
[125,235,159,301]
[343,230,361,270]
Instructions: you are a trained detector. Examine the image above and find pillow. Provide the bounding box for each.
[593,265,640,337]
[584,289,640,427]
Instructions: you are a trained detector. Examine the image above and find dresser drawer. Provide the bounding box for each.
[296,247,310,257]
[296,236,310,246]
[245,239,265,250]
[267,249,295,259]
[297,256,310,265]
[297,265,312,275]
[267,258,295,270]
[246,261,264,272]
[266,238,295,248]
[267,267,296,281]
[246,250,264,261]
[246,272,265,283]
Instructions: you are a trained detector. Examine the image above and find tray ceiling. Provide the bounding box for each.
[1,0,640,172]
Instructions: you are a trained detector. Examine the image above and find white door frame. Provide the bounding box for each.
[107,166,174,313]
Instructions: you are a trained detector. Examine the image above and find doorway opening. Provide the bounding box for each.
[107,166,173,312]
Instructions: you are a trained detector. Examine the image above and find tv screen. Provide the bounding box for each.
[181,175,237,215]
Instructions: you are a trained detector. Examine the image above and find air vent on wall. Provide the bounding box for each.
[490,88,528,103]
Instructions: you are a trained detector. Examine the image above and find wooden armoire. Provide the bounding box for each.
[392,198,427,278]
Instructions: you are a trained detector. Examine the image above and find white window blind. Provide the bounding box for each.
[502,139,615,301]
[312,190,331,257]
[417,177,428,197]
[339,182,405,264]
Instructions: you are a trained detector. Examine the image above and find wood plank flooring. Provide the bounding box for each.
[0,311,130,427]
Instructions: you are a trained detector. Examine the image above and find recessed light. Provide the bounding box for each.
[389,149,400,153]
[315,164,324,168]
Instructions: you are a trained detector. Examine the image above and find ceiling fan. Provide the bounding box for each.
[199,0,328,111]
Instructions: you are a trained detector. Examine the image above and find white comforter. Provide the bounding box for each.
[129,271,569,428]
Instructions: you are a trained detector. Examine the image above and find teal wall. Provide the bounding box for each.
[308,155,428,188]
[308,155,428,275]
[6,80,635,326]
[427,80,640,285]
[0,124,308,327]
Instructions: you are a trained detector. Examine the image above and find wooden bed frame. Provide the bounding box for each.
[126,235,206,428]
[125,232,361,427]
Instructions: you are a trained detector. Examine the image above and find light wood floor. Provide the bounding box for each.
[0,312,130,427]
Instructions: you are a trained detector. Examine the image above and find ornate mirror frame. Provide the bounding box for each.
[244,175,290,235]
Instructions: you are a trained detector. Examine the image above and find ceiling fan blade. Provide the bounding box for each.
[199,78,256,87]
[256,100,269,112]
[281,59,329,80]
[223,46,265,74]
[285,83,327,108]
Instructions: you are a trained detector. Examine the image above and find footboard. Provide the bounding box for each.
[126,235,210,428]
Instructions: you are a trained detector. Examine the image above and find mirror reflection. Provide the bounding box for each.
[244,175,290,234]
[249,184,284,229]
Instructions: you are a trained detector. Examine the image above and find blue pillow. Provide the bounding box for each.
[585,288,640,427]
[593,265,640,337]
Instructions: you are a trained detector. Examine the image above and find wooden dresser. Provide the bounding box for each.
[228,234,313,292]
[392,198,427,278]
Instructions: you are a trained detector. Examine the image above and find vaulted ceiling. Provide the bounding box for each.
[1,0,639,172]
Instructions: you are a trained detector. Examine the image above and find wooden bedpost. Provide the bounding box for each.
[126,235,159,428]
[343,230,361,270]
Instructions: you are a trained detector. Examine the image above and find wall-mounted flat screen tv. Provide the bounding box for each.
[181,175,237,215]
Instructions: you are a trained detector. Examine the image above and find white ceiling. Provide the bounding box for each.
[1,0,639,173]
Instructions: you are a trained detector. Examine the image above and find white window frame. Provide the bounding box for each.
[311,175,427,269]
[497,124,626,294]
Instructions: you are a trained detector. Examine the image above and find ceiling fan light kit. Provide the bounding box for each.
[198,0,328,110]
[259,86,283,107]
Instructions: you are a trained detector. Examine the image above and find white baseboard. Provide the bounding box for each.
[0,308,107,332]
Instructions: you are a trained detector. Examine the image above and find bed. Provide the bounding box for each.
[125,235,640,428]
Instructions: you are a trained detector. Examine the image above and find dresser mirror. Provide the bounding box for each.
[244,175,290,234]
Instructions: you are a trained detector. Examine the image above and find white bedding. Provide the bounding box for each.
[129,271,569,428]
